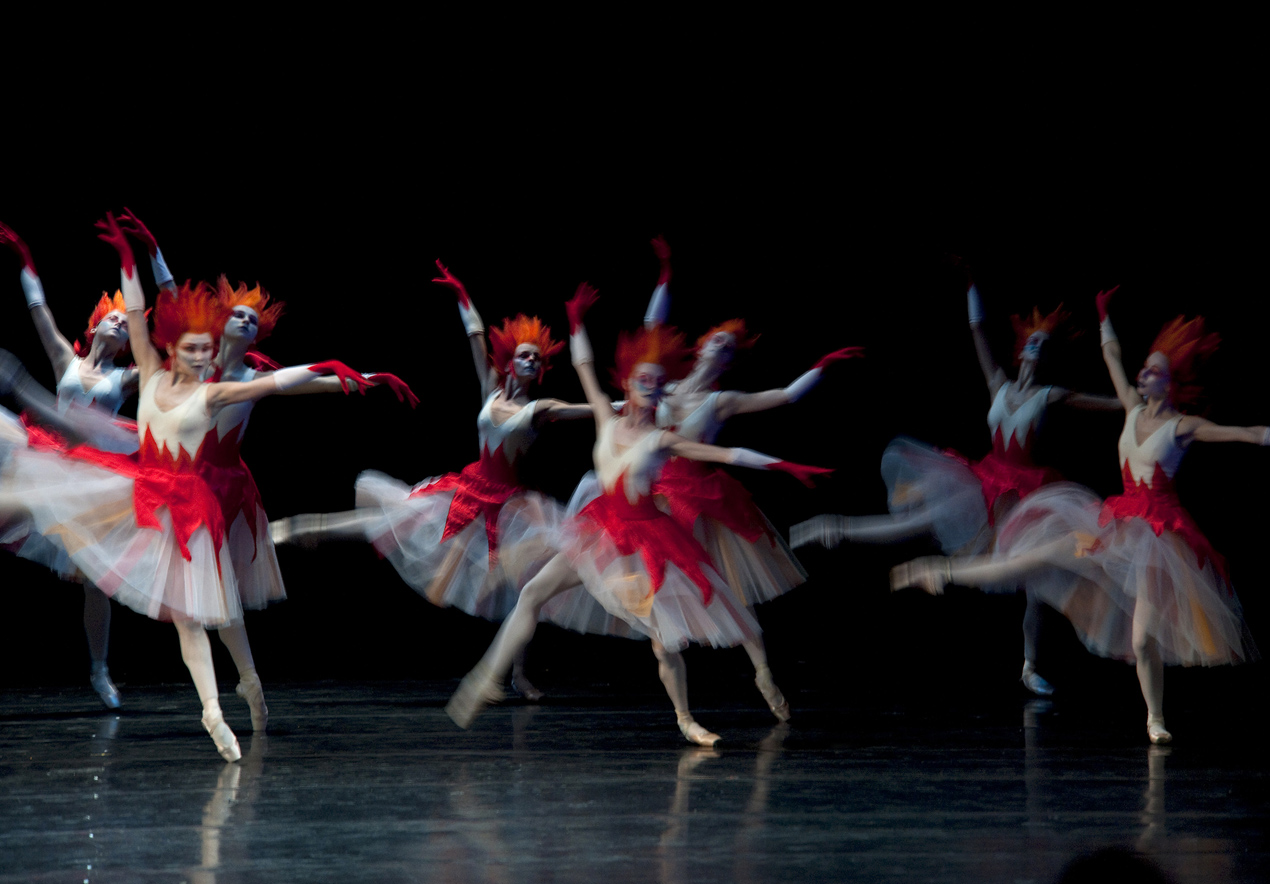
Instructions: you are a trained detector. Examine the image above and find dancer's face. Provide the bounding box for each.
[698,331,737,368]
[223,306,260,343]
[511,343,542,380]
[171,332,215,376]
[94,311,129,349]
[1019,331,1048,365]
[1136,351,1171,399]
[626,362,667,408]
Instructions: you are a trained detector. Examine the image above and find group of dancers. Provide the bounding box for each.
[1,215,1262,762]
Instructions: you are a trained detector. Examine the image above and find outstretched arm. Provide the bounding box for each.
[532,397,597,426]
[96,212,163,383]
[118,208,176,292]
[717,346,864,420]
[206,360,376,410]
[270,370,419,406]
[1180,416,1270,446]
[644,235,672,329]
[1095,286,1141,411]
[1,222,77,380]
[967,283,1007,397]
[0,350,135,449]
[434,259,498,399]
[662,433,832,487]
[1049,387,1124,411]
[565,283,611,427]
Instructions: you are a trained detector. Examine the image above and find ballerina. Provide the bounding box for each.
[1,212,376,760]
[446,285,830,746]
[270,260,588,698]
[792,277,1119,695]
[891,288,1264,743]
[637,236,862,720]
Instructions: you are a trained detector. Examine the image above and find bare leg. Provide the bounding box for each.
[446,554,581,727]
[83,585,121,708]
[174,621,240,762]
[890,537,1080,596]
[1132,594,1169,744]
[217,622,268,732]
[741,636,791,722]
[269,509,376,546]
[651,640,721,747]
[791,512,936,549]
[1020,591,1054,697]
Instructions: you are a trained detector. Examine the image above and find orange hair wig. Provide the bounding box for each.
[610,325,691,390]
[694,318,761,354]
[489,314,565,379]
[151,282,227,354]
[1149,315,1220,407]
[1010,304,1071,362]
[78,290,132,356]
[215,276,284,343]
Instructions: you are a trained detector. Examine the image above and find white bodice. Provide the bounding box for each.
[137,372,213,459]
[56,356,129,416]
[1118,404,1185,486]
[657,388,724,443]
[987,382,1050,450]
[211,366,256,446]
[478,392,538,464]
[594,417,669,503]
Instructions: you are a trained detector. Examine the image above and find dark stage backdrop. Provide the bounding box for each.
[3,98,1266,724]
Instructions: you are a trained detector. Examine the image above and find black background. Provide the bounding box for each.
[3,34,1265,728]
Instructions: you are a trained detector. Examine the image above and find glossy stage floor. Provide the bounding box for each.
[2,681,1267,884]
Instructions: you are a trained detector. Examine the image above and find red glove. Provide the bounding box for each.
[309,360,374,395]
[432,259,471,308]
[1095,285,1120,323]
[0,221,36,273]
[366,372,419,408]
[651,235,672,286]
[118,207,159,257]
[244,350,284,372]
[812,346,864,370]
[768,461,834,488]
[94,212,137,279]
[566,283,599,334]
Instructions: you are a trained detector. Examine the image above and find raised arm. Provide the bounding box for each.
[434,260,498,399]
[96,212,163,383]
[716,346,864,420]
[565,283,611,426]
[1,221,77,379]
[1095,286,1141,411]
[661,433,832,487]
[644,235,673,330]
[967,283,1007,397]
[118,208,176,293]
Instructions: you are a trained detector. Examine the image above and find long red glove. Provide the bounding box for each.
[94,212,137,280]
[0,221,36,274]
[651,235,672,286]
[1095,285,1120,323]
[812,346,865,370]
[308,360,374,395]
[768,461,834,488]
[366,372,419,407]
[566,282,599,334]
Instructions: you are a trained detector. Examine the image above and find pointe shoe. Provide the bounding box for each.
[235,673,269,733]
[90,662,122,710]
[754,665,792,722]
[446,664,506,729]
[889,557,950,595]
[1147,715,1172,745]
[1020,660,1055,697]
[676,714,722,748]
[509,671,545,702]
[202,709,242,763]
[789,515,848,550]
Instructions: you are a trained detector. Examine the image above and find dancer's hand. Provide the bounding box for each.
[117,207,160,257]
[651,235,672,285]
[566,282,598,334]
[366,371,419,407]
[432,259,471,307]
[767,461,833,488]
[812,347,864,370]
[1095,285,1120,323]
[0,221,36,273]
[309,360,374,395]
[94,212,136,277]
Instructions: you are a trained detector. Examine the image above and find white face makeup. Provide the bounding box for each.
[627,362,667,407]
[1020,331,1049,364]
[171,332,215,376]
[512,342,542,380]
[698,331,737,367]
[1137,351,1171,399]
[223,305,260,342]
[94,311,130,346]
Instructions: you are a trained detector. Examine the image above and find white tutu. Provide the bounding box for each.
[695,515,806,608]
[881,436,992,555]
[995,482,1256,667]
[355,469,565,621]
[226,505,286,610]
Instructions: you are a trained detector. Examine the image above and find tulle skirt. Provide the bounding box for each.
[995,482,1256,667]
[199,458,285,610]
[355,469,564,621]
[540,472,761,651]
[881,437,993,555]
[1,442,240,626]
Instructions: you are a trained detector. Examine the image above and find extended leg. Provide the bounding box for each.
[269,509,375,546]
[791,511,936,549]
[217,622,267,732]
[174,621,240,762]
[741,636,791,722]
[1132,595,1169,744]
[83,585,121,709]
[651,639,720,747]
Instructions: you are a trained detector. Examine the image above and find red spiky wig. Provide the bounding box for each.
[489,314,565,379]
[694,318,761,354]
[610,325,691,390]
[1010,304,1071,363]
[1149,315,1220,408]
[151,282,226,355]
[215,275,284,343]
[77,291,132,356]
